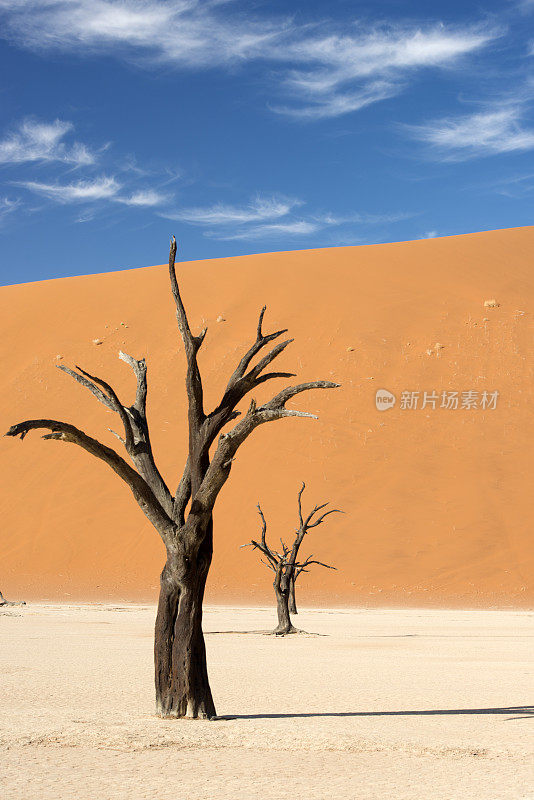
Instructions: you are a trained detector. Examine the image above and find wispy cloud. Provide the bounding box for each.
[17,176,120,202]
[116,189,167,207]
[488,171,534,197]
[178,194,415,241]
[0,2,497,119]
[312,211,416,225]
[272,24,496,120]
[406,102,534,158]
[16,175,170,209]
[0,119,95,166]
[0,196,21,222]
[162,195,300,225]
[0,0,283,67]
[272,81,399,121]
[209,220,321,241]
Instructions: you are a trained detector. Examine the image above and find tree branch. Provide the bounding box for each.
[295,558,337,578]
[57,363,133,452]
[168,236,205,440]
[118,351,174,515]
[297,481,305,527]
[119,350,147,415]
[307,508,344,528]
[5,420,175,546]
[59,352,173,516]
[226,306,288,387]
[200,309,295,450]
[56,365,115,411]
[192,381,339,514]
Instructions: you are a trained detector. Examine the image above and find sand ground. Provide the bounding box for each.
[1,604,532,800]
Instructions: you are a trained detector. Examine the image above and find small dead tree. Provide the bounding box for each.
[6,238,339,718]
[244,483,340,635]
[0,590,25,607]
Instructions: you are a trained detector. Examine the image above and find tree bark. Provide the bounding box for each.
[272,571,297,635]
[288,575,297,615]
[154,523,216,719]
[273,586,297,634]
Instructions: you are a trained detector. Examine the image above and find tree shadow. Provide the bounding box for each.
[205,629,327,636]
[205,630,275,635]
[220,706,533,721]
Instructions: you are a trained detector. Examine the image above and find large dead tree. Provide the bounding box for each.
[6,237,339,718]
[244,483,340,635]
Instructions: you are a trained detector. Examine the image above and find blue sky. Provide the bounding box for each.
[0,0,533,285]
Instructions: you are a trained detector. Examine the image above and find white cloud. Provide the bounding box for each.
[116,189,166,206]
[313,211,415,225]
[423,230,438,238]
[0,0,283,67]
[16,176,171,209]
[406,103,534,158]
[0,2,497,119]
[209,220,320,240]
[490,171,534,197]
[0,196,21,221]
[274,24,495,119]
[0,119,95,165]
[17,176,120,202]
[196,198,414,241]
[162,195,300,225]
[272,81,400,121]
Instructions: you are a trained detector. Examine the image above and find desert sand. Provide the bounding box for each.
[1,227,533,606]
[1,603,532,800]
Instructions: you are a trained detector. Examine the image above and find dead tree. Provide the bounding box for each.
[5,237,339,718]
[244,483,340,635]
[0,590,25,607]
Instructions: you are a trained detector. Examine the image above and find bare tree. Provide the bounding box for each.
[0,590,25,607]
[5,238,339,718]
[243,483,341,635]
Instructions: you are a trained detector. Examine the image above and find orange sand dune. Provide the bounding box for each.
[1,227,533,606]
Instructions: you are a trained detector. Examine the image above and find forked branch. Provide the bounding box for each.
[57,353,173,515]
[243,486,339,584]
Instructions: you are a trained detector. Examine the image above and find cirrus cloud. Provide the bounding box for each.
[405,102,534,158]
[0,119,95,166]
[0,2,498,120]
[16,176,121,202]
[161,195,301,226]
[16,175,168,208]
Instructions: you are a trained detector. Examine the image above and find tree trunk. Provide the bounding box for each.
[154,526,216,719]
[273,581,297,635]
[288,575,297,615]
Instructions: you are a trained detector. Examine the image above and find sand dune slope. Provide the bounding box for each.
[1,227,533,605]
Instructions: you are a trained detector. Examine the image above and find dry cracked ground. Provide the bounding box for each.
[1,605,533,800]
